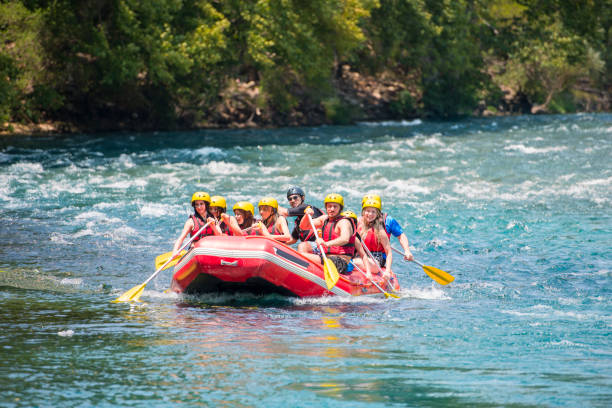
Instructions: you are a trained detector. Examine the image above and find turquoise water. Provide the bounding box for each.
[1,114,610,407]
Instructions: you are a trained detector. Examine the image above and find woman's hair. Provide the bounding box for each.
[236,209,254,227]
[211,206,226,219]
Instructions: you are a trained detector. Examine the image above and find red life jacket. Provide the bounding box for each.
[363,228,385,252]
[321,215,355,256]
[267,222,279,235]
[190,214,215,241]
[218,220,233,236]
[256,216,280,236]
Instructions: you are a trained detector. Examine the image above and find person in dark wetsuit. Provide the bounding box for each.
[278,186,324,250]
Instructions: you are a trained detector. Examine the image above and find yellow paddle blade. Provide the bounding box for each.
[154,250,186,270]
[422,265,454,285]
[113,283,146,303]
[385,291,401,299]
[323,258,340,290]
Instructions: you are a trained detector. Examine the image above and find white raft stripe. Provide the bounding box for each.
[173,247,351,297]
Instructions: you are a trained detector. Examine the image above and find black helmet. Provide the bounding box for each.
[286,186,305,199]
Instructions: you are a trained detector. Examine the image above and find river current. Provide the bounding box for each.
[1,114,610,407]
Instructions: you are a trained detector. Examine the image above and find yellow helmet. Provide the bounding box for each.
[258,197,278,210]
[232,201,254,216]
[191,191,211,204]
[362,198,382,210]
[361,193,381,207]
[341,210,358,220]
[210,195,227,210]
[324,193,344,208]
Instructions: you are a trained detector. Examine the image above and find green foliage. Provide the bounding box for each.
[353,0,432,72]
[389,90,416,117]
[489,2,606,111]
[41,0,231,127]
[322,96,362,124]
[0,2,45,126]
[0,0,609,131]
[420,0,488,118]
[243,0,377,111]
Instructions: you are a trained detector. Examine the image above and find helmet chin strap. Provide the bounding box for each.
[262,212,275,226]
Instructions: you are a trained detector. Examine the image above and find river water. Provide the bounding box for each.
[1,114,610,407]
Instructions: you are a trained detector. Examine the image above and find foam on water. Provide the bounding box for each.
[57,329,74,337]
[139,202,178,218]
[192,146,226,158]
[358,119,423,127]
[401,284,450,300]
[503,143,563,154]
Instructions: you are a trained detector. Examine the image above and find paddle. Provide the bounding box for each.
[155,250,187,270]
[350,261,400,299]
[306,213,339,290]
[359,238,398,293]
[391,246,454,285]
[113,221,212,303]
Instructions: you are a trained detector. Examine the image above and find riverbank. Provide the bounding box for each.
[2,66,609,136]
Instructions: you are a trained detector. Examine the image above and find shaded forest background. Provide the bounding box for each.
[1,0,610,133]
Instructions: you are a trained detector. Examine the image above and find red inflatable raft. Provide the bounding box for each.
[170,235,400,298]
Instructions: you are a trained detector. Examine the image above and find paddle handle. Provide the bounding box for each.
[144,221,211,285]
[392,245,409,259]
[393,244,433,270]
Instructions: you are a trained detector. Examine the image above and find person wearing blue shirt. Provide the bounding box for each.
[362,194,414,262]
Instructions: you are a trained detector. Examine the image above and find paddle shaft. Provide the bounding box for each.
[144,221,211,286]
[391,245,423,267]
[360,239,396,292]
[307,214,332,265]
[391,245,454,285]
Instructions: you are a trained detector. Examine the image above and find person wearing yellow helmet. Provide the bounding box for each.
[256,197,291,242]
[341,210,373,278]
[232,201,257,235]
[361,193,414,262]
[172,191,218,253]
[209,195,241,236]
[299,193,357,274]
[355,198,393,277]
[278,186,324,246]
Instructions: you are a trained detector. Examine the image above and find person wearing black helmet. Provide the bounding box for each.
[278,186,323,248]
